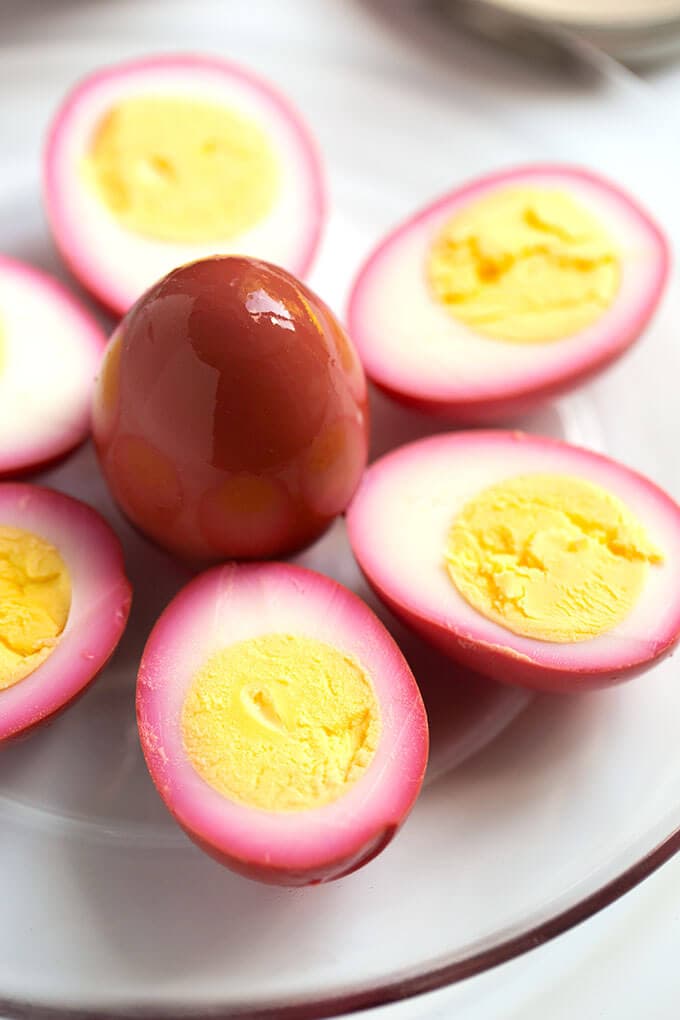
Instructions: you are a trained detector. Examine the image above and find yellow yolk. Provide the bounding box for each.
[86,96,279,243]
[427,187,621,343]
[445,474,662,642]
[0,527,71,690]
[181,634,381,812]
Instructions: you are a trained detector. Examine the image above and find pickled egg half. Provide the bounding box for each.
[137,562,428,885]
[347,431,680,691]
[347,166,668,422]
[0,256,106,477]
[44,54,325,316]
[0,484,131,740]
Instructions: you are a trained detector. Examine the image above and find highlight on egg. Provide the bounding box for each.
[0,255,107,477]
[0,484,131,741]
[92,255,369,562]
[347,431,680,692]
[137,562,428,885]
[347,165,669,422]
[44,53,326,316]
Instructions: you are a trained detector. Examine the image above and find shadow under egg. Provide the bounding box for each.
[368,379,596,464]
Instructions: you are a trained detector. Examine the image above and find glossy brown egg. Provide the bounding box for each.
[92,256,369,561]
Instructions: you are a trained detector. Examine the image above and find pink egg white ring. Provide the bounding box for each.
[0,256,106,477]
[44,52,327,317]
[347,165,669,423]
[346,431,680,692]
[137,562,429,886]
[0,484,132,741]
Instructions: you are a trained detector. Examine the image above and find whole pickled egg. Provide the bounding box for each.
[92,256,369,561]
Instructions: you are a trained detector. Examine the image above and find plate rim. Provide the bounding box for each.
[0,821,677,1019]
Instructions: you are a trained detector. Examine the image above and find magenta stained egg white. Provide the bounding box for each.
[0,484,131,741]
[44,53,326,316]
[347,431,680,692]
[347,165,669,422]
[0,256,106,477]
[137,563,429,886]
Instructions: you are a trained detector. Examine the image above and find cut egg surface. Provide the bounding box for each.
[0,484,131,740]
[136,563,428,886]
[0,256,106,476]
[346,432,680,691]
[347,165,668,421]
[44,54,326,316]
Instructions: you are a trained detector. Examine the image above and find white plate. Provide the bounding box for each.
[0,23,679,1019]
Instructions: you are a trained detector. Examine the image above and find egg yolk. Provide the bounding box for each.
[182,634,381,812]
[445,474,662,643]
[427,187,621,343]
[85,96,279,243]
[0,527,71,690]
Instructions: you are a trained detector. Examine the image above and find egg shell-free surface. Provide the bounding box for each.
[44,53,326,316]
[137,562,429,885]
[93,256,369,562]
[0,256,106,477]
[347,165,669,422]
[347,431,680,691]
[0,484,131,740]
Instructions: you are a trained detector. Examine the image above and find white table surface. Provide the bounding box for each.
[1,2,678,1017]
